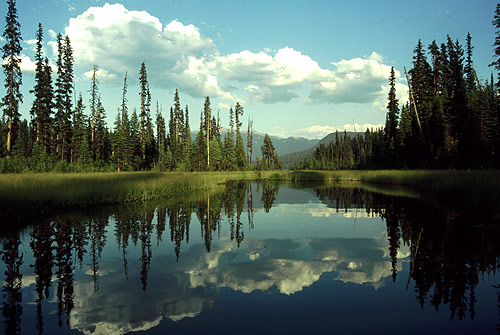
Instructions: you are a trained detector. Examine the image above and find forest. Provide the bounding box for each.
[0,0,282,173]
[2,0,500,173]
[295,6,500,170]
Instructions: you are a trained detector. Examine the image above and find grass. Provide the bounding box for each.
[1,170,499,218]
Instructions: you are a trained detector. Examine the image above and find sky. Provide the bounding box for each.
[1,0,498,139]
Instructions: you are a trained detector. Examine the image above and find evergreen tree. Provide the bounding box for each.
[30,23,45,145]
[209,138,222,170]
[234,102,246,169]
[492,3,500,86]
[139,62,150,162]
[204,96,211,169]
[39,58,53,154]
[1,0,23,157]
[71,94,85,163]
[246,117,253,165]
[129,108,141,170]
[181,105,191,170]
[54,33,66,160]
[156,102,166,160]
[195,111,206,171]
[94,98,108,162]
[89,65,99,160]
[61,35,74,161]
[261,134,275,169]
[385,66,399,160]
[222,107,236,170]
[119,73,131,168]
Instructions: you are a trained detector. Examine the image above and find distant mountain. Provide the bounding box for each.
[280,131,364,168]
[191,130,318,160]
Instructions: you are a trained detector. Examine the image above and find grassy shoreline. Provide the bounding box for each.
[1,170,499,216]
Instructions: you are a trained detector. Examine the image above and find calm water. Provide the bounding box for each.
[1,181,499,334]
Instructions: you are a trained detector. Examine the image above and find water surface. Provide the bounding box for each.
[1,181,499,334]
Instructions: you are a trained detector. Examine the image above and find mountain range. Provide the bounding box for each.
[192,130,364,168]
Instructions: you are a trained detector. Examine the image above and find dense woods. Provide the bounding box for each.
[2,0,500,172]
[0,0,282,173]
[295,6,500,170]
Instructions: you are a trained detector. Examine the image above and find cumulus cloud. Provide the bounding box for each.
[84,67,118,82]
[18,54,37,73]
[63,3,405,107]
[309,52,398,105]
[290,123,384,138]
[65,3,216,86]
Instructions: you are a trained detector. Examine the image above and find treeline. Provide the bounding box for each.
[296,6,500,170]
[0,0,282,173]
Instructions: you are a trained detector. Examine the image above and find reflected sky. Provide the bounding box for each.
[1,182,499,335]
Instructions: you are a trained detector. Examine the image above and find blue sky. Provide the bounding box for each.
[1,0,498,139]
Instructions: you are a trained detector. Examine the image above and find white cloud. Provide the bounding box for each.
[65,3,215,91]
[308,52,402,105]
[290,123,384,138]
[19,54,36,73]
[48,29,58,40]
[84,67,118,82]
[63,3,405,108]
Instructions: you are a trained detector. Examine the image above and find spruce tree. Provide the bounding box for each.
[30,23,44,144]
[54,33,66,159]
[385,67,399,158]
[1,0,22,157]
[89,65,99,160]
[119,73,131,168]
[261,134,275,169]
[492,3,500,86]
[61,35,74,160]
[234,102,246,169]
[71,94,86,163]
[204,96,211,169]
[139,62,149,161]
[39,58,53,154]
[181,105,191,170]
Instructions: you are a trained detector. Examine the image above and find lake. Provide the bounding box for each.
[1,180,499,334]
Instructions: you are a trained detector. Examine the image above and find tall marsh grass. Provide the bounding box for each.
[1,170,499,218]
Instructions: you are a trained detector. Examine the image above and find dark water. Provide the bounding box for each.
[1,181,499,334]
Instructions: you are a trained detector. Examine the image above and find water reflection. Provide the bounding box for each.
[0,181,499,334]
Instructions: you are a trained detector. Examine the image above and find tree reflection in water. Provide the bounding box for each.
[0,181,499,333]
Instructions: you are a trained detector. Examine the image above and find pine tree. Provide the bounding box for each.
[246,118,253,165]
[196,111,206,171]
[71,94,85,163]
[181,105,191,170]
[61,35,74,161]
[492,3,500,86]
[261,134,275,169]
[446,36,475,167]
[204,96,211,169]
[119,73,131,168]
[1,0,23,157]
[234,102,246,169]
[89,65,99,160]
[94,98,108,162]
[156,102,166,158]
[30,23,44,144]
[138,62,151,164]
[39,58,53,154]
[465,33,476,93]
[129,108,141,170]
[209,138,222,170]
[223,107,235,170]
[113,112,124,171]
[54,33,66,159]
[385,66,399,159]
